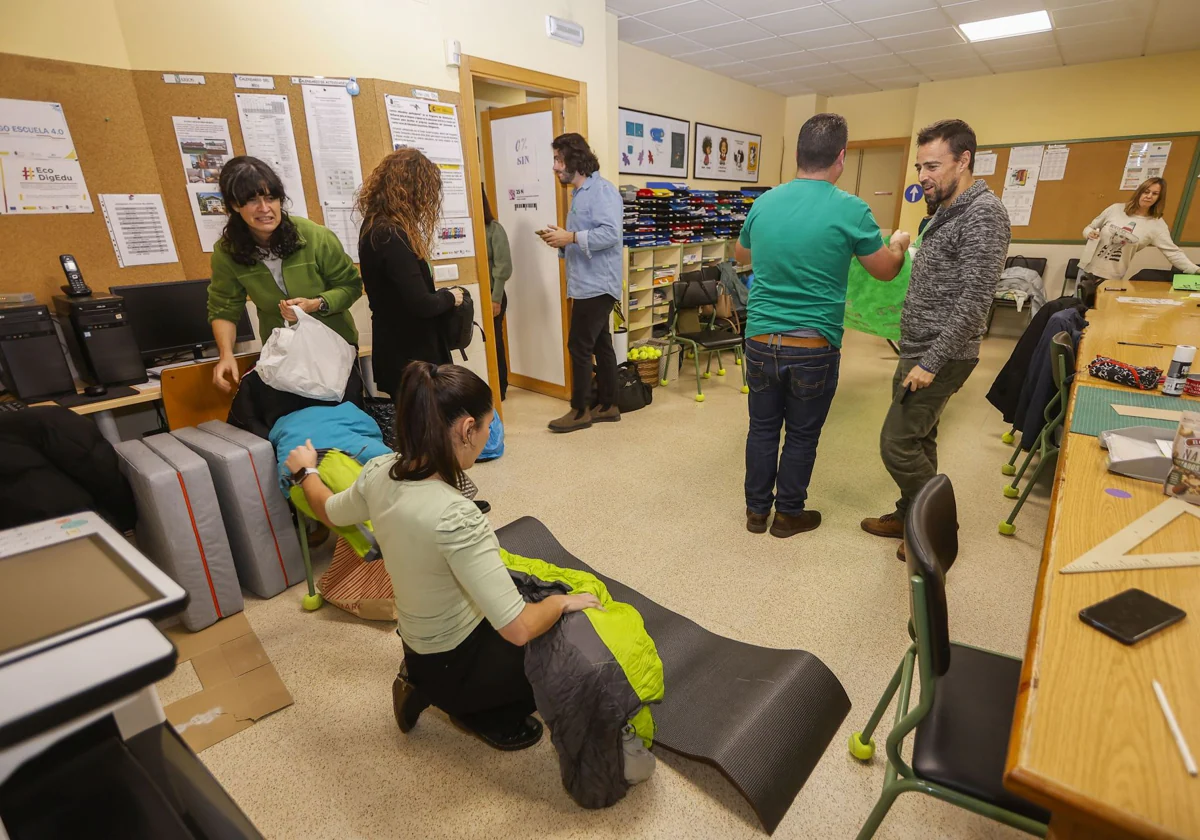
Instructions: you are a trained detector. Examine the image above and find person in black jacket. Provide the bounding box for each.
[0,405,136,531]
[357,148,464,396]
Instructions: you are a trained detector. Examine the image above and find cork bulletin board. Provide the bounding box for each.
[972,134,1200,242]
[0,54,184,302]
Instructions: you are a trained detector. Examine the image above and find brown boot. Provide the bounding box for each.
[896,542,906,563]
[392,664,429,734]
[861,511,904,539]
[549,407,593,433]
[592,404,621,423]
[770,510,821,538]
[746,509,769,534]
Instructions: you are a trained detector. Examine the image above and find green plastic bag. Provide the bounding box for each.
[844,232,920,342]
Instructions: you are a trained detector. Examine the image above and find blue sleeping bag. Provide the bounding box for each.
[269,402,392,491]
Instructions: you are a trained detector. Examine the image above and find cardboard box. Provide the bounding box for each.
[162,612,293,752]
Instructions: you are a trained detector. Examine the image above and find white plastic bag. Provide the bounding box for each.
[256,306,355,401]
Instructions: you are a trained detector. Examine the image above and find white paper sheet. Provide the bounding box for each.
[235,93,308,219]
[98,194,178,267]
[301,84,362,207]
[1009,145,1045,168]
[438,163,469,218]
[432,216,474,260]
[172,116,234,251]
[234,75,275,90]
[1001,164,1040,227]
[1121,141,1170,190]
[1,157,92,214]
[974,151,997,177]
[321,202,360,263]
[0,98,77,158]
[384,96,465,165]
[1040,145,1070,181]
[1115,296,1183,306]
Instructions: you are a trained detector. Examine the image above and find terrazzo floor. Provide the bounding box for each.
[156,327,1050,839]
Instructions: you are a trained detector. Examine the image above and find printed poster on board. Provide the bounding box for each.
[172,116,235,252]
[618,107,689,178]
[693,122,761,183]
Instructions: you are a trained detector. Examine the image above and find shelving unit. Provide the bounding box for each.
[622,239,736,344]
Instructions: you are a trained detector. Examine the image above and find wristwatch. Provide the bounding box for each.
[290,467,319,486]
[316,297,329,313]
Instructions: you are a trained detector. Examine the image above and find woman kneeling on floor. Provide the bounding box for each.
[285,362,600,750]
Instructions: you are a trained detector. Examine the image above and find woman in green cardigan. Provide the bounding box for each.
[207,156,363,392]
[482,188,512,400]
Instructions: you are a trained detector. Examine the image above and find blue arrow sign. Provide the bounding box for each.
[904,184,924,203]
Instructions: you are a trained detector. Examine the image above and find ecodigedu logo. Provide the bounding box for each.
[20,164,72,182]
[0,123,66,137]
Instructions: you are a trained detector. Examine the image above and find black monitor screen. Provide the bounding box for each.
[109,279,254,360]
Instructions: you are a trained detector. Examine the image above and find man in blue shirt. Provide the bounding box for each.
[538,133,624,433]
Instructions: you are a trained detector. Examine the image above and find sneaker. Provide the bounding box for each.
[746,509,769,534]
[861,512,904,539]
[622,724,656,784]
[391,664,429,734]
[770,510,821,538]
[592,404,621,423]
[548,407,593,433]
[451,715,544,751]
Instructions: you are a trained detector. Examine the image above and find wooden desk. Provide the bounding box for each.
[1006,281,1200,839]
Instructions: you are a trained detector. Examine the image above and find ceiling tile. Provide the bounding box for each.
[909,55,991,73]
[938,0,1051,25]
[750,4,850,36]
[881,28,966,51]
[924,62,992,80]
[637,1,738,32]
[672,48,739,68]
[1051,0,1153,29]
[872,75,931,89]
[631,34,709,57]
[1145,31,1200,55]
[752,49,830,69]
[704,60,753,76]
[898,42,979,65]
[856,8,954,38]
[708,0,813,17]
[987,56,1064,73]
[759,79,820,95]
[768,63,849,82]
[984,44,1062,68]
[605,0,685,15]
[685,19,777,47]
[813,39,894,60]
[815,80,883,94]
[834,52,914,71]
[1059,37,1144,62]
[783,24,874,49]
[827,0,937,23]
[720,36,810,60]
[731,65,773,78]
[968,31,1058,55]
[618,17,670,42]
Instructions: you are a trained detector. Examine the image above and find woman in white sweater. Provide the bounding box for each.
[1079,178,1199,285]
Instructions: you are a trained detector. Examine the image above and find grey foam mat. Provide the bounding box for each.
[496,517,850,834]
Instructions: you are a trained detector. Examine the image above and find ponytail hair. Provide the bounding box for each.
[389,362,493,488]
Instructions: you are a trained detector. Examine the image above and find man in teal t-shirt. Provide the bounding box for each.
[734,113,909,538]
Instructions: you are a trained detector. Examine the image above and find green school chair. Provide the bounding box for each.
[659,268,747,402]
[999,332,1074,536]
[849,475,1050,840]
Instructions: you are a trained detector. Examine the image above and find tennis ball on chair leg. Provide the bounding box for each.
[302,593,324,611]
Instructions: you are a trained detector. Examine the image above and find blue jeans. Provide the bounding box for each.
[744,338,841,516]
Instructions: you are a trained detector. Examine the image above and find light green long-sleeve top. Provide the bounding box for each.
[486,219,513,303]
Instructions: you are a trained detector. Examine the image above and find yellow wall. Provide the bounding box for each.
[618,41,786,189]
[825,88,918,142]
[0,0,131,69]
[780,94,825,181]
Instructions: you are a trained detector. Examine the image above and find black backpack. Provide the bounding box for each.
[443,286,478,361]
[590,362,653,413]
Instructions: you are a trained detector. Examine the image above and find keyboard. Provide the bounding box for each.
[0,399,27,412]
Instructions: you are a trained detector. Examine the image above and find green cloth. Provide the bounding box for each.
[485,220,513,302]
[844,231,918,342]
[289,450,375,555]
[208,215,363,346]
[501,549,664,747]
[740,179,883,347]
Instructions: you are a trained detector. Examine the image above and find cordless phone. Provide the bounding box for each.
[59,254,92,297]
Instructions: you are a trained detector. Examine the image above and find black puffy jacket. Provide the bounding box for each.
[0,406,136,531]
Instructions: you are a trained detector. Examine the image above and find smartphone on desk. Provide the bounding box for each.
[1079,588,1186,645]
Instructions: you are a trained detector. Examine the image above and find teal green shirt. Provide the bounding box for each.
[740,179,883,348]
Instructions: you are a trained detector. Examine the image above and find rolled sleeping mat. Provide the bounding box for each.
[114,437,242,631]
[172,421,304,598]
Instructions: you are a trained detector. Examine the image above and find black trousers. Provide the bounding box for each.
[494,293,508,400]
[568,294,617,411]
[402,618,535,732]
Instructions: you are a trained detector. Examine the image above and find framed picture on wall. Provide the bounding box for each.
[693,122,761,183]
[618,107,690,178]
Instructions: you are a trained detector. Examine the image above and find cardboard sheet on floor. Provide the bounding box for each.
[162,612,293,751]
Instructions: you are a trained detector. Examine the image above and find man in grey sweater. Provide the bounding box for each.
[861,119,1011,560]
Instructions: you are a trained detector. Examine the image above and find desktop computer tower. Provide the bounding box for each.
[0,303,77,401]
[52,294,148,387]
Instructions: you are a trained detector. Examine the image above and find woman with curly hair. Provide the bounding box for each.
[208,156,362,392]
[357,148,464,396]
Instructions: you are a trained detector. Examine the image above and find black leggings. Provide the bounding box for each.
[403,619,536,732]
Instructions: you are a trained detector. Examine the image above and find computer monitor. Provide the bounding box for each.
[108,279,254,363]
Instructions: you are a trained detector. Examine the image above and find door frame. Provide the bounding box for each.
[479,98,568,400]
[847,137,911,232]
[459,56,588,411]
